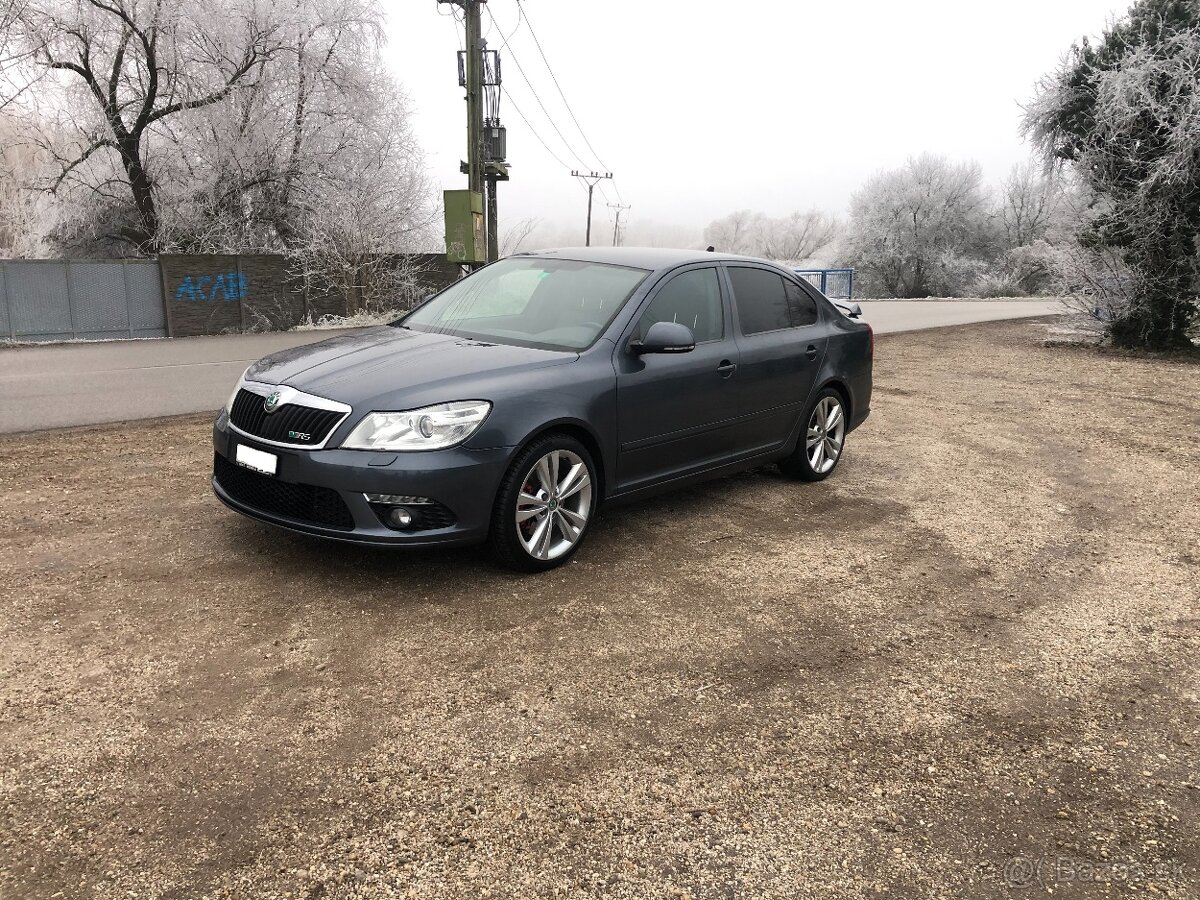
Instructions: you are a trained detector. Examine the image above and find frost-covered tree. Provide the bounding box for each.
[5,0,291,253]
[846,154,994,297]
[702,208,838,263]
[0,109,54,255]
[500,217,540,256]
[1023,0,1200,349]
[1,0,433,277]
[967,161,1079,296]
[153,1,434,256]
[999,161,1065,249]
[0,2,31,109]
[703,210,756,256]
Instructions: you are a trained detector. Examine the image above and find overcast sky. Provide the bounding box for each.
[385,0,1124,246]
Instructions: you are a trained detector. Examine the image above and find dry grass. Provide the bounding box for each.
[1,318,1197,899]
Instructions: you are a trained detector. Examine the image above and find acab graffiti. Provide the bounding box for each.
[174,272,248,303]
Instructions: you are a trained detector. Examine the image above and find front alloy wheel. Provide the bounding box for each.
[491,435,597,571]
[516,449,592,561]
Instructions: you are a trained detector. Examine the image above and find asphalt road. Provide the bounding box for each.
[0,299,1062,433]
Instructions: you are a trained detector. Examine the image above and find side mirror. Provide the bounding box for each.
[633,321,696,354]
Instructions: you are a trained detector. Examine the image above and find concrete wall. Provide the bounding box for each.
[159,253,462,338]
[2,253,461,342]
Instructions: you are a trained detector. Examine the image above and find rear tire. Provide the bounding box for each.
[489,433,597,572]
[779,388,847,482]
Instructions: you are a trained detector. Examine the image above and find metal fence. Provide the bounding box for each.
[0,259,166,342]
[794,268,855,300]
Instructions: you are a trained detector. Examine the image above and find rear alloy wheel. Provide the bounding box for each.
[779,388,847,482]
[491,435,596,571]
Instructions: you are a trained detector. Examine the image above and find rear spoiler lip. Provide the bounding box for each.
[832,299,863,319]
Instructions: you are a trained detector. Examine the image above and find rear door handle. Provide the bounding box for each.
[805,344,818,361]
[717,360,737,378]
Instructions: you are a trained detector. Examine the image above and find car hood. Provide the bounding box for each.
[246,326,578,407]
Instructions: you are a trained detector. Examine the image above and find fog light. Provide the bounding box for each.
[388,507,414,528]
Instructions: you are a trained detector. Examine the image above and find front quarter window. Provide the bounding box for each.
[635,268,724,343]
[399,257,648,351]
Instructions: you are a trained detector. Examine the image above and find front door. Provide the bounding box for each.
[614,266,740,492]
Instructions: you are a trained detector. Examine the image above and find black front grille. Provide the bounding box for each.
[214,454,355,530]
[229,389,345,447]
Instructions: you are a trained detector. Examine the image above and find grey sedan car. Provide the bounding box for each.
[212,247,873,571]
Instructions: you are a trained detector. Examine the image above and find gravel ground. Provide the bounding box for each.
[1,317,1198,899]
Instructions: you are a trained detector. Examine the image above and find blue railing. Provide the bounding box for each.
[794,268,855,300]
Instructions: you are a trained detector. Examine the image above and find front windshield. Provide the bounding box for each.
[397,257,649,351]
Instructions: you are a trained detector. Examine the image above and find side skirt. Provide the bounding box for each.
[603,446,789,508]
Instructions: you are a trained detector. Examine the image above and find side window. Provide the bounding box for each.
[635,268,723,343]
[728,267,790,334]
[784,279,819,327]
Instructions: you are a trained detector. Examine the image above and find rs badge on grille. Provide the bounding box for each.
[263,391,282,413]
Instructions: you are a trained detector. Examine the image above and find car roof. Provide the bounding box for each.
[512,246,772,272]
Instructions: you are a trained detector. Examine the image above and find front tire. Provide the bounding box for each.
[490,434,597,572]
[779,388,847,482]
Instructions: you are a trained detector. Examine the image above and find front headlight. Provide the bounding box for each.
[342,401,492,451]
[225,366,251,415]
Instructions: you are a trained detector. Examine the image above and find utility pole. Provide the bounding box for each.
[441,0,507,266]
[483,141,512,262]
[485,172,499,261]
[571,170,613,247]
[607,203,631,247]
[463,0,484,198]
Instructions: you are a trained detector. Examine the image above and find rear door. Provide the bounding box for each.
[724,265,828,456]
[614,265,740,491]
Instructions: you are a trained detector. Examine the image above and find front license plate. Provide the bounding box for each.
[235,444,278,476]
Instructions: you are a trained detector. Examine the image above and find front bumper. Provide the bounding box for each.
[212,413,512,547]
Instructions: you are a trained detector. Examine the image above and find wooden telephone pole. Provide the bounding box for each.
[440,0,507,263]
[571,171,612,247]
[608,202,631,246]
[460,0,485,196]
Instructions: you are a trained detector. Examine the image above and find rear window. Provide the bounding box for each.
[727,267,791,334]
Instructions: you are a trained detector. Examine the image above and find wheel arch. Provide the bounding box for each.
[782,377,853,457]
[510,418,608,501]
[814,377,852,421]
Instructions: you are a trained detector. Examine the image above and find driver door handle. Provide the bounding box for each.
[805,344,819,360]
[717,360,737,378]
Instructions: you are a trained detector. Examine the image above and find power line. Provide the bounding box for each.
[491,0,524,52]
[483,4,595,174]
[438,1,463,50]
[484,2,625,214]
[500,86,582,185]
[518,1,624,205]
